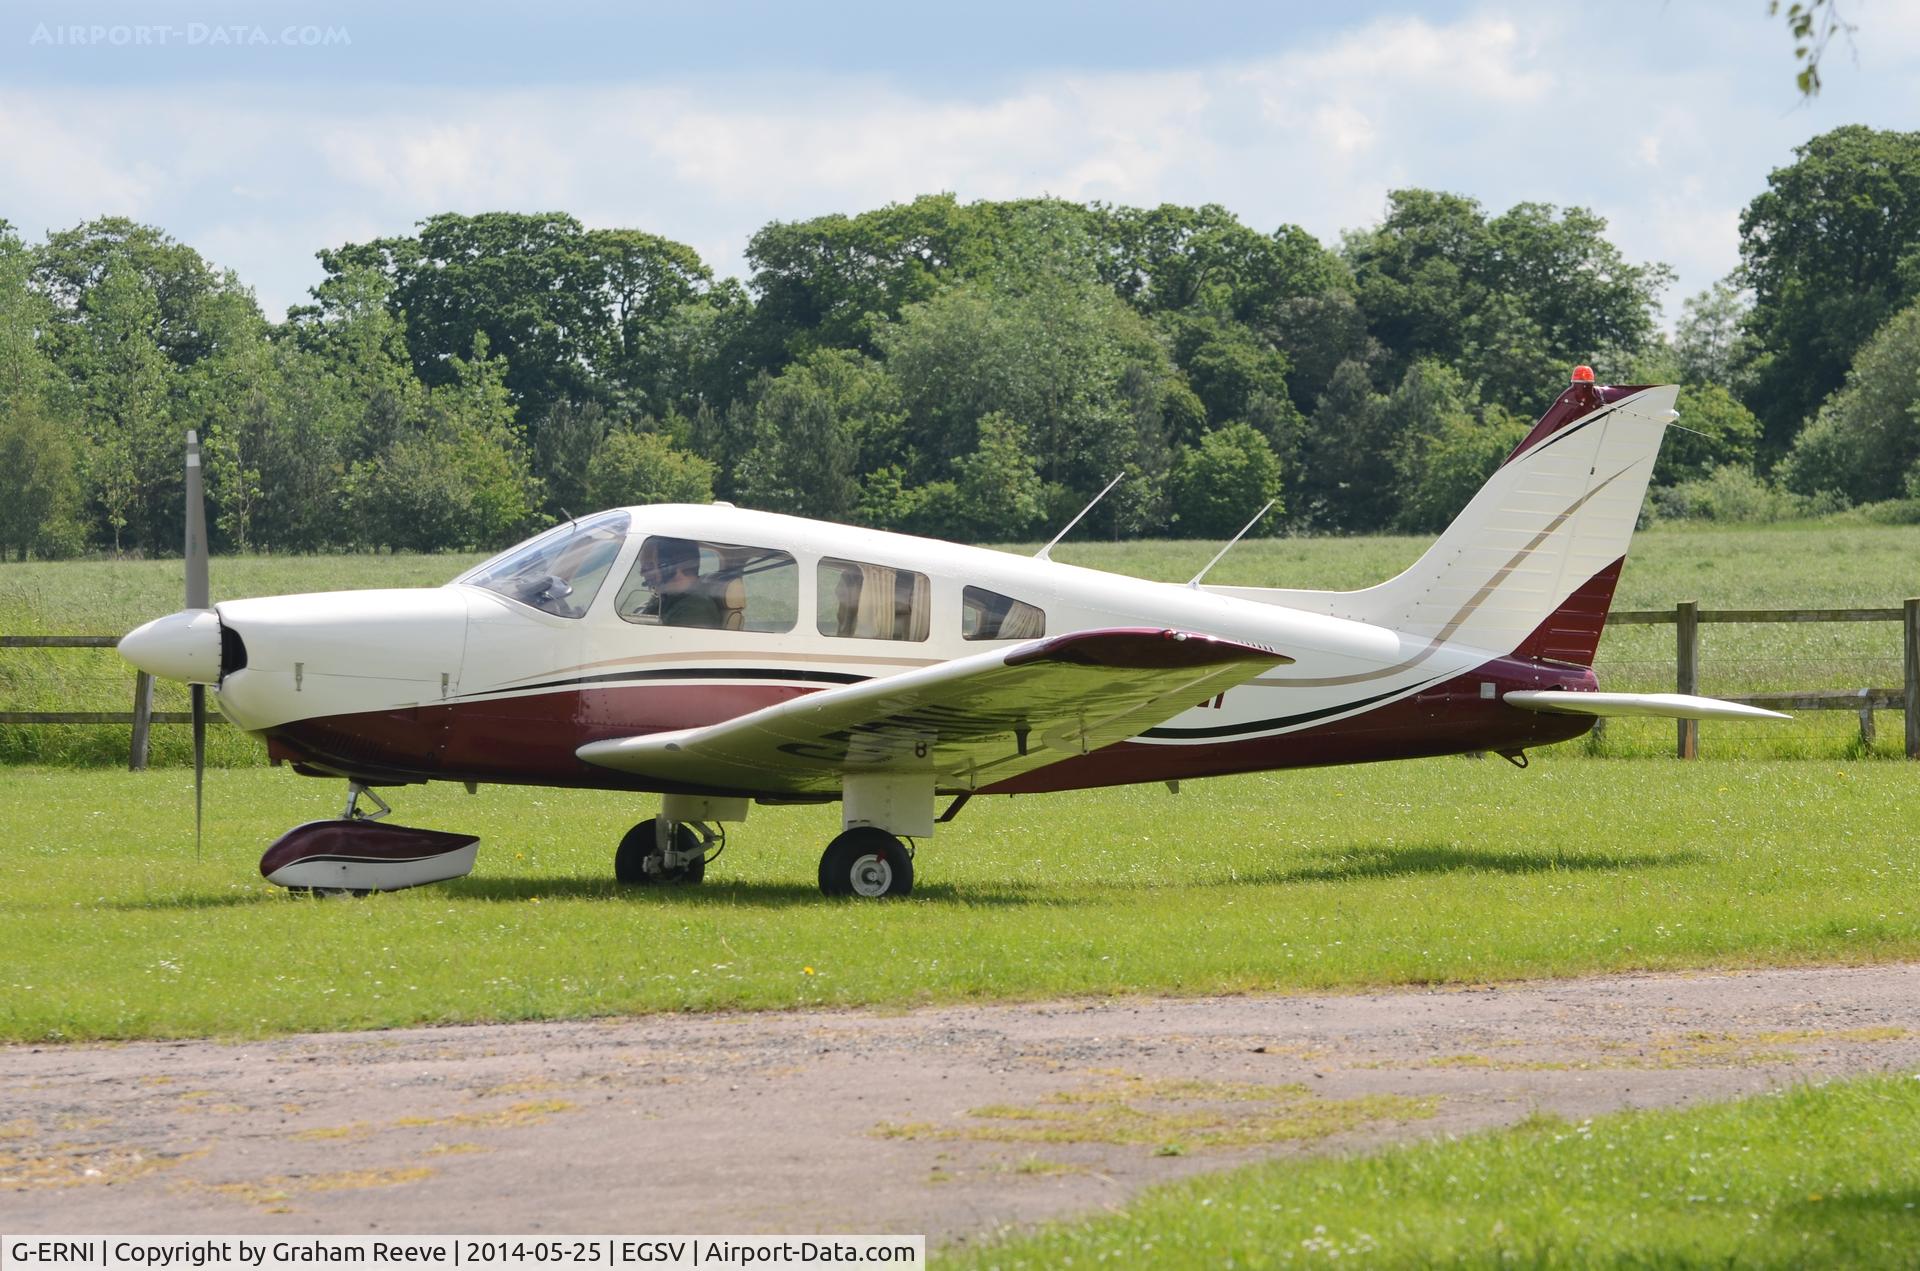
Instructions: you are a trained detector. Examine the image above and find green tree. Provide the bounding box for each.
[1295,360,1394,530]
[737,349,901,521]
[1394,405,1530,534]
[33,218,266,553]
[33,216,260,376]
[71,259,174,553]
[251,342,357,551]
[1656,384,1762,487]
[746,193,985,362]
[1383,361,1479,531]
[0,397,83,560]
[533,400,611,518]
[347,335,538,550]
[0,222,56,409]
[1739,126,1920,452]
[1777,300,1920,505]
[1346,191,1668,410]
[317,213,714,428]
[1674,280,1752,390]
[583,429,715,508]
[954,411,1044,541]
[881,274,1181,509]
[1160,313,1300,450]
[1169,423,1283,540]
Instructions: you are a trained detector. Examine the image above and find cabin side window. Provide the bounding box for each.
[816,558,931,641]
[616,537,798,633]
[961,586,1046,640]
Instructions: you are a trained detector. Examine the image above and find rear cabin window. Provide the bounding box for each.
[817,558,931,641]
[616,537,798,633]
[961,586,1047,640]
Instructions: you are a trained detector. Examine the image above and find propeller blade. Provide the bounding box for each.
[191,683,205,857]
[185,430,210,856]
[184,429,210,611]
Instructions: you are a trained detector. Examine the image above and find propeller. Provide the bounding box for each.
[184,429,210,855]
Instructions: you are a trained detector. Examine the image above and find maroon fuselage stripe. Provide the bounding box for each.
[260,656,1597,797]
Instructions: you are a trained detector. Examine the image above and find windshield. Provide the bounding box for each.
[457,512,632,618]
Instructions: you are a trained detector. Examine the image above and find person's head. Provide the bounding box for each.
[639,536,701,592]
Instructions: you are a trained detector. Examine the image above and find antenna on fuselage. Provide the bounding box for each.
[1186,499,1276,588]
[1034,472,1125,561]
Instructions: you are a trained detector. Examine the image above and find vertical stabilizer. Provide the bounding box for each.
[1207,375,1677,664]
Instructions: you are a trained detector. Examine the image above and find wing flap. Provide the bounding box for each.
[1504,690,1790,721]
[578,627,1290,795]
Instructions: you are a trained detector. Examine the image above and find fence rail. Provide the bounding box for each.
[1602,597,1920,758]
[6,601,1919,765]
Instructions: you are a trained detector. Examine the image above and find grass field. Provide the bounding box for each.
[4,753,1916,1042]
[947,1075,1920,1268]
[5,526,1916,1260]
[2,522,1914,765]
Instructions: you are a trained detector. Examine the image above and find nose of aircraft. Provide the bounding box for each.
[119,609,223,684]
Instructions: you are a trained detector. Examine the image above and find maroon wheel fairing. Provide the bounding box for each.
[260,820,481,892]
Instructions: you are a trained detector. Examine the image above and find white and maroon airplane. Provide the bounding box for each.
[119,368,1783,897]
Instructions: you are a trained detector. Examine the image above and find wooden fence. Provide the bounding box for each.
[1604,599,1920,759]
[6,600,1920,765]
[0,635,219,770]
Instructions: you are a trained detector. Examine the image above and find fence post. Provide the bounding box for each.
[1857,687,1876,749]
[1905,598,1919,760]
[1676,600,1699,759]
[129,671,154,772]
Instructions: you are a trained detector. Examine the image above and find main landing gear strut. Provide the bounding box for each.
[611,778,932,899]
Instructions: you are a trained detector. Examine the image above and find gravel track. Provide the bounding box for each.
[4,963,1918,1245]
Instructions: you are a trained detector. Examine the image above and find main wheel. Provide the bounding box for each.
[818,827,913,898]
[615,819,706,885]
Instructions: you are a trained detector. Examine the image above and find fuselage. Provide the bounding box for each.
[196,504,1594,796]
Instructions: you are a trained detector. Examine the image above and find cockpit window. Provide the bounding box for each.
[458,512,632,618]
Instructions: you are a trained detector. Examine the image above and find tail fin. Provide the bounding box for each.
[1208,377,1678,666]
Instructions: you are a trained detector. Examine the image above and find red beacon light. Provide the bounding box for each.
[1570,365,1596,384]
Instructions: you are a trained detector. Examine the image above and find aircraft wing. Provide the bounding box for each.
[1504,690,1789,721]
[576,627,1291,795]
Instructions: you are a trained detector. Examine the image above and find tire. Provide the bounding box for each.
[818,827,913,898]
[615,820,706,885]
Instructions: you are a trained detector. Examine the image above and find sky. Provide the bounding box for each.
[2,1,1916,326]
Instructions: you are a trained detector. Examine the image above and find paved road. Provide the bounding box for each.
[4,963,1918,1247]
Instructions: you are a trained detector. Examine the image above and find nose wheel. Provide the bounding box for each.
[615,816,716,885]
[818,827,914,898]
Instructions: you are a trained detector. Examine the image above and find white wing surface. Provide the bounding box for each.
[577,627,1290,795]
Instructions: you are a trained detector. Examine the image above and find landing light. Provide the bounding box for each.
[1571,365,1596,384]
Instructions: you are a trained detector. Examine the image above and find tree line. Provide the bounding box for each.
[3,123,1919,561]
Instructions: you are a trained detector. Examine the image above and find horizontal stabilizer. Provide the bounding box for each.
[1504,690,1790,721]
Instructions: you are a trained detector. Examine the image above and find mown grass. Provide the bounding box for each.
[2,523,1913,765]
[945,1075,1920,1269]
[3,753,1917,1042]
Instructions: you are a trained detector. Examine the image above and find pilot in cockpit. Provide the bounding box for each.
[636,536,724,628]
